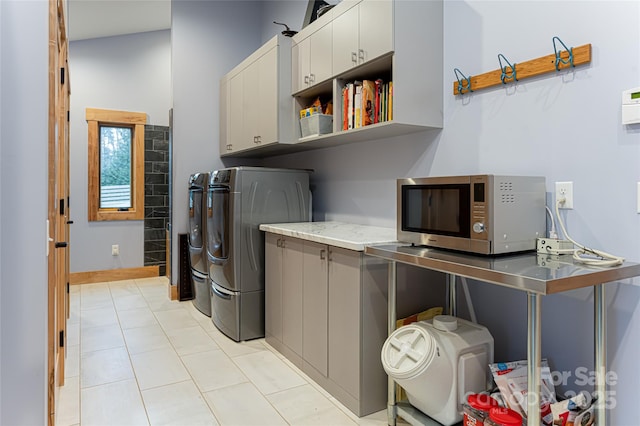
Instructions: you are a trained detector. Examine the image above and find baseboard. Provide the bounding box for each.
[169,284,178,300]
[70,265,160,284]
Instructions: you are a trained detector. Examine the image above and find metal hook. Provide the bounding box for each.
[552,36,574,71]
[273,21,297,37]
[498,54,517,84]
[454,68,473,94]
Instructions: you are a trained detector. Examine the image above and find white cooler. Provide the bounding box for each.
[381,316,494,426]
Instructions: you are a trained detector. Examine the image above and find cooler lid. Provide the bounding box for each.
[381,324,436,379]
[433,315,458,332]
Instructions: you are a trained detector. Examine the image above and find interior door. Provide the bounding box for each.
[48,0,70,423]
[56,39,71,387]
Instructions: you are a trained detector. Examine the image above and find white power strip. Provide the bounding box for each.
[536,238,573,254]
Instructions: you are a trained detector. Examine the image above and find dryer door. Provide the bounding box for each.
[207,184,235,290]
[188,186,207,273]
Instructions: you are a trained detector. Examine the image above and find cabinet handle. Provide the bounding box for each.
[309,73,315,83]
[304,75,310,85]
[328,249,333,262]
[276,238,281,248]
[351,52,358,64]
[358,49,365,63]
[320,249,326,260]
[257,136,261,144]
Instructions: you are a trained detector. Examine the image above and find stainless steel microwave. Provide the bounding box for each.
[397,175,546,255]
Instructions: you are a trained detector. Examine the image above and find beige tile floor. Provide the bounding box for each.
[55,276,391,426]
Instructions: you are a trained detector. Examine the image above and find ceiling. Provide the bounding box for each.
[67,0,171,41]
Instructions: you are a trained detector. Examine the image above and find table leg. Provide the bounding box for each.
[594,283,606,426]
[527,292,541,426]
[448,274,457,316]
[387,261,397,426]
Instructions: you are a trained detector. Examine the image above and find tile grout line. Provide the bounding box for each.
[108,279,152,426]
[131,277,223,424]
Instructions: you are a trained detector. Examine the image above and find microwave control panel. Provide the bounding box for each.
[470,176,488,240]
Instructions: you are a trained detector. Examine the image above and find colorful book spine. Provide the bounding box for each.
[388,81,393,121]
[374,79,382,124]
[342,86,349,131]
[362,80,375,126]
[354,83,363,129]
[347,83,354,130]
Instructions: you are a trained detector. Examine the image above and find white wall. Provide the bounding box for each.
[258,1,640,424]
[0,0,49,423]
[68,30,171,272]
[170,0,264,282]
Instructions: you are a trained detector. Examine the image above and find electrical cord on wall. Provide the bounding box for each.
[554,198,625,267]
[545,206,559,239]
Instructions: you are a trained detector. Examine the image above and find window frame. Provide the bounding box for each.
[86,108,146,221]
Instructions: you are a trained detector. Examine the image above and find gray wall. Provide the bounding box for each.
[0,0,48,423]
[68,30,171,272]
[170,1,265,282]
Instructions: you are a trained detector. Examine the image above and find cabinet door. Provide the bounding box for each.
[328,247,362,398]
[309,21,333,86]
[332,3,359,76]
[258,47,278,145]
[302,241,328,376]
[358,0,393,65]
[227,73,243,153]
[265,233,282,343]
[292,37,310,93]
[219,78,229,155]
[242,59,260,150]
[282,237,304,356]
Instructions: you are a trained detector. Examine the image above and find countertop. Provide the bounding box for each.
[259,221,397,251]
[365,244,640,295]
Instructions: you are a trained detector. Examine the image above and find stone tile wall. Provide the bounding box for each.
[144,125,170,275]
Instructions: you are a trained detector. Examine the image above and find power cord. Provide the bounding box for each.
[554,198,624,267]
[545,206,558,239]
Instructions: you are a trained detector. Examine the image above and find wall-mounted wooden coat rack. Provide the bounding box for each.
[453,38,592,95]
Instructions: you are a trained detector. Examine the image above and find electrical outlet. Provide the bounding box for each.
[555,181,574,209]
[112,244,119,256]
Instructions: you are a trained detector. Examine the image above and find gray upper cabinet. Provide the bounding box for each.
[219,0,442,158]
[291,21,333,94]
[290,0,443,149]
[219,34,294,157]
[332,0,393,76]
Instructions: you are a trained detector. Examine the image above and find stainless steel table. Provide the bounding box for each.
[364,244,640,426]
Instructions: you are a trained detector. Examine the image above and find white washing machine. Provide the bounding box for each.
[381,316,494,426]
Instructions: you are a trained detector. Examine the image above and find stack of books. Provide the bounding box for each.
[341,79,393,131]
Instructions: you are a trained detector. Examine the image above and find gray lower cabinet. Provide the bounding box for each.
[302,240,328,376]
[265,232,388,417]
[265,233,304,362]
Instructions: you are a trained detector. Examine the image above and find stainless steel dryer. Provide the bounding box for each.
[188,172,210,316]
[206,167,311,341]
